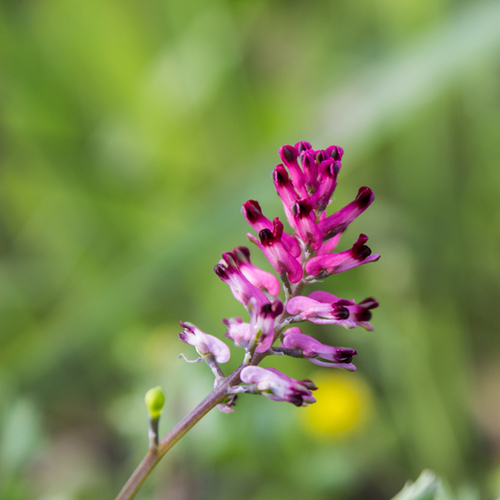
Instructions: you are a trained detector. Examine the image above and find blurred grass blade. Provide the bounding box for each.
[391,471,443,500]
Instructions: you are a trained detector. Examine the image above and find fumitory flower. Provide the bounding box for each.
[317,186,374,239]
[231,246,281,296]
[306,233,380,276]
[246,217,303,284]
[240,366,317,406]
[223,297,283,353]
[281,327,357,370]
[178,321,231,363]
[214,252,269,307]
[308,291,379,331]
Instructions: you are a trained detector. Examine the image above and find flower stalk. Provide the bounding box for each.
[115,141,380,499]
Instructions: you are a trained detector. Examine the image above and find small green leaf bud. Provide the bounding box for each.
[145,386,165,419]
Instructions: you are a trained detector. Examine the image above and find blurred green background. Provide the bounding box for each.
[1,0,500,499]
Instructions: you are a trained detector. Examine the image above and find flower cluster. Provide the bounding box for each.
[178,141,379,409]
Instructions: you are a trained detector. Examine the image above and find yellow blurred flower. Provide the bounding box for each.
[300,371,373,438]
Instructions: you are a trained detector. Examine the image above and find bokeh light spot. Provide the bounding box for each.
[300,371,373,438]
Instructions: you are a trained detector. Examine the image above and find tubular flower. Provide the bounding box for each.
[306,233,380,276]
[224,298,283,353]
[282,328,357,370]
[232,246,281,296]
[240,366,317,406]
[291,198,323,250]
[279,145,308,199]
[242,200,300,257]
[308,291,379,331]
[273,165,300,229]
[222,317,251,348]
[247,218,303,284]
[286,295,354,327]
[214,252,268,307]
[179,322,230,363]
[250,298,284,353]
[317,187,374,239]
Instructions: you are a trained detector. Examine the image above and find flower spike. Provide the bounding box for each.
[120,140,381,499]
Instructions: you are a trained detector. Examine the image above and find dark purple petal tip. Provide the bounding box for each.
[242,200,262,222]
[355,187,374,208]
[280,145,296,162]
[334,306,350,320]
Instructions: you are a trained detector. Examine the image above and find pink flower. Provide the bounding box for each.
[223,298,283,353]
[281,327,357,370]
[308,156,341,211]
[214,252,269,307]
[222,317,251,348]
[247,218,303,284]
[306,233,380,276]
[286,295,354,327]
[278,145,308,199]
[242,200,300,257]
[308,291,379,331]
[272,165,300,229]
[179,322,230,363]
[251,299,283,353]
[232,246,281,296]
[317,187,374,239]
[240,366,317,406]
[291,198,323,250]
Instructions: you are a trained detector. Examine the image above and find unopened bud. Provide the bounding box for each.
[145,386,165,419]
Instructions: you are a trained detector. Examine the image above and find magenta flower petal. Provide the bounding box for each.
[305,233,380,276]
[222,317,252,347]
[232,246,281,296]
[286,295,353,327]
[278,145,308,198]
[316,232,342,256]
[318,186,374,239]
[253,299,283,353]
[292,198,323,250]
[300,152,320,193]
[295,140,312,153]
[179,322,230,363]
[214,252,269,307]
[325,145,344,161]
[308,291,379,330]
[273,165,300,230]
[240,366,317,406]
[308,290,341,303]
[242,199,300,257]
[282,330,357,370]
[345,297,379,331]
[309,158,341,210]
[248,218,303,284]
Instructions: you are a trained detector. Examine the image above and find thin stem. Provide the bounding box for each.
[147,416,159,449]
[115,367,243,500]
